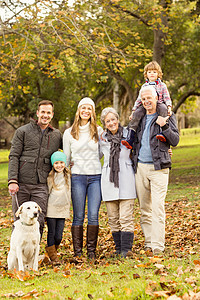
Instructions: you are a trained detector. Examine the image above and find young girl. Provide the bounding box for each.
[45,151,71,264]
[122,61,172,149]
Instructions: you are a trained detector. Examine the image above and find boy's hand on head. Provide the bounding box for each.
[167,106,172,116]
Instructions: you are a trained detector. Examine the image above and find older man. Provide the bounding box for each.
[132,85,179,255]
[8,100,62,236]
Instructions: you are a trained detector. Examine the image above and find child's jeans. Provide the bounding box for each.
[129,102,168,131]
[46,217,65,247]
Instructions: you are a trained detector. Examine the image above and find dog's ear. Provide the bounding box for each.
[15,205,23,217]
[37,204,42,213]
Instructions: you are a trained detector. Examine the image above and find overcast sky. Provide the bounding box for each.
[1,0,75,22]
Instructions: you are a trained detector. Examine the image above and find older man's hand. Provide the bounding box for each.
[156,116,169,127]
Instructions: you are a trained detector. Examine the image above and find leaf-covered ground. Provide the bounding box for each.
[0,151,200,299]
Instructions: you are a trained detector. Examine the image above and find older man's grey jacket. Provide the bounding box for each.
[132,112,179,172]
[8,119,62,185]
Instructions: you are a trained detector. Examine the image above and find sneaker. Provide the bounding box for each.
[156,133,166,142]
[121,129,136,149]
[153,248,164,256]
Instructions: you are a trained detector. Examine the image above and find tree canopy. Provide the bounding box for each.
[0,0,200,127]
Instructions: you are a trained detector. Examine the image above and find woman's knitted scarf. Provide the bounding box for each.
[106,124,123,188]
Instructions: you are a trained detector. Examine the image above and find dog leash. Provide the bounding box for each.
[11,193,19,209]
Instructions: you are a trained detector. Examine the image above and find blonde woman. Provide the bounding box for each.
[63,98,103,259]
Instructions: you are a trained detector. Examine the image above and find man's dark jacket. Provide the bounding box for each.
[8,119,62,184]
[132,112,179,172]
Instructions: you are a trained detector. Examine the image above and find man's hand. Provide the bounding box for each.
[9,183,19,195]
[156,116,169,127]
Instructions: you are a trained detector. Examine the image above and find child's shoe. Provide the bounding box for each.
[121,129,136,149]
[156,133,166,142]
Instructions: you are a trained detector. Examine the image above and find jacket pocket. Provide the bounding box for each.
[19,157,35,170]
[159,148,171,164]
[44,157,50,164]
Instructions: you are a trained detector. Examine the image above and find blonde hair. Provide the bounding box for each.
[144,61,163,80]
[47,167,71,192]
[70,106,99,142]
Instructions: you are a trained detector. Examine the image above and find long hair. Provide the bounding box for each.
[70,106,98,142]
[47,167,71,192]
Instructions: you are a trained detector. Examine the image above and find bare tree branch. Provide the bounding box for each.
[109,1,150,26]
[2,117,18,130]
[173,89,200,113]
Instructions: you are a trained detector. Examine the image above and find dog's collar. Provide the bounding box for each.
[20,221,33,226]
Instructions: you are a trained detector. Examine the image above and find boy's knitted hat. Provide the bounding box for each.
[51,151,67,166]
[78,97,95,109]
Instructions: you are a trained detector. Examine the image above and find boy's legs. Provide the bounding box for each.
[157,102,168,117]
[156,102,168,142]
[121,106,146,149]
[129,106,146,131]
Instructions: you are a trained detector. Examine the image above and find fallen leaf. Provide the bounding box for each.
[133,273,140,279]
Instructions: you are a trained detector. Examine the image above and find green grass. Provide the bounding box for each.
[0,149,9,162]
[0,163,8,188]
[0,128,200,299]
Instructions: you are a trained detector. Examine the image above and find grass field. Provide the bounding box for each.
[0,130,200,299]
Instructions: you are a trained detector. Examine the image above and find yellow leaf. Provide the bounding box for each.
[124,288,132,295]
[107,291,114,297]
[29,64,35,70]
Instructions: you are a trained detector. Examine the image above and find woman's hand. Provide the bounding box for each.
[100,131,106,142]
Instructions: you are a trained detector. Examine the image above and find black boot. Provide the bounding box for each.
[121,231,134,258]
[121,129,136,149]
[71,225,83,257]
[87,225,99,259]
[112,231,121,255]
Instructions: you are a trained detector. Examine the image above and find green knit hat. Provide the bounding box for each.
[51,151,67,166]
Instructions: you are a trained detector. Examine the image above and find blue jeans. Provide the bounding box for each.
[71,174,102,226]
[46,218,65,247]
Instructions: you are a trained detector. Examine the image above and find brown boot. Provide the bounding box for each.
[71,225,83,257]
[87,225,99,260]
[40,250,51,266]
[46,245,61,265]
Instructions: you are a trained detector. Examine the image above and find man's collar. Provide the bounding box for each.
[30,118,54,130]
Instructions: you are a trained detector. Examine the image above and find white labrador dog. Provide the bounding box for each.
[7,201,41,271]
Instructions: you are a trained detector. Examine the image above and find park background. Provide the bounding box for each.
[0,0,200,299]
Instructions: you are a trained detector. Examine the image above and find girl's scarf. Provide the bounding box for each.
[105,124,123,188]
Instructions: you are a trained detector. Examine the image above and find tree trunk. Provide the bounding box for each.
[113,80,119,113]
[153,0,169,65]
